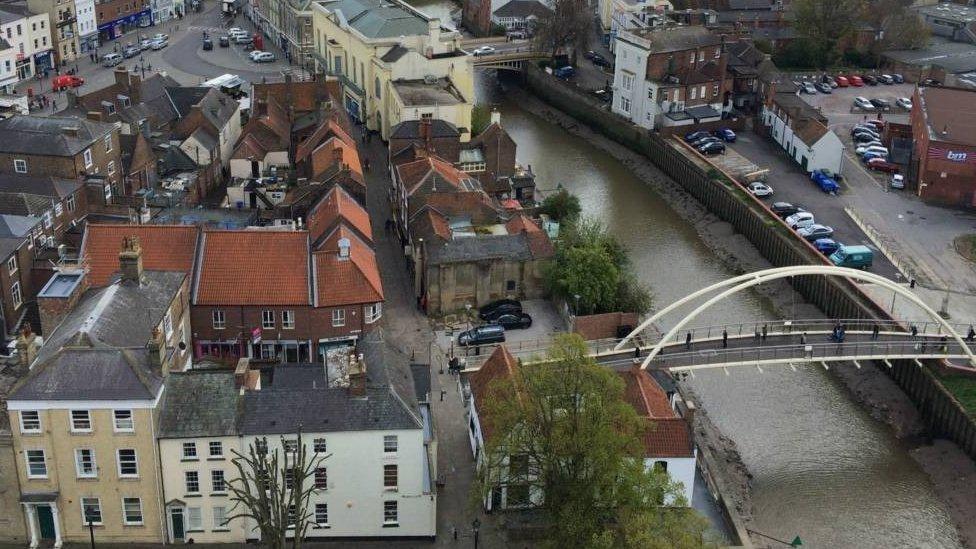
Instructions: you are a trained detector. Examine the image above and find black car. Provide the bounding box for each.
[202,38,213,51]
[219,35,230,47]
[869,98,890,110]
[691,136,721,148]
[922,78,942,86]
[684,130,711,142]
[478,299,522,320]
[457,325,506,346]
[863,75,878,86]
[892,74,904,83]
[770,202,804,219]
[590,53,610,67]
[815,82,832,94]
[493,313,533,330]
[698,141,725,155]
[878,74,894,84]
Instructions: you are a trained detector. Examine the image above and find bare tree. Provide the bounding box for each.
[226,430,329,549]
[534,0,592,64]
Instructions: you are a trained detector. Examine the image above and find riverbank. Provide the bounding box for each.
[505,85,975,548]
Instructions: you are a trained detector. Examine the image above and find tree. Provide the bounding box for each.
[533,0,592,64]
[792,0,864,67]
[478,334,718,548]
[226,431,329,549]
[867,0,930,51]
[538,188,581,222]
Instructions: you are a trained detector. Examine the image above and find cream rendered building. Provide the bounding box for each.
[6,242,191,547]
[310,0,474,141]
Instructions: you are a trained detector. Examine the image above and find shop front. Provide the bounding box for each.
[33,50,54,74]
[98,9,152,41]
[78,33,99,53]
[15,55,31,80]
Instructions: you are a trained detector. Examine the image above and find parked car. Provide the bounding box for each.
[849,75,864,86]
[797,224,834,241]
[878,74,894,84]
[835,76,849,87]
[685,130,711,142]
[123,45,140,58]
[150,38,167,49]
[252,51,275,63]
[853,96,875,110]
[691,136,721,148]
[813,238,841,255]
[862,151,887,163]
[863,75,878,86]
[892,73,904,83]
[815,82,832,94]
[869,98,890,111]
[219,35,230,47]
[896,97,912,110]
[479,299,522,320]
[786,211,815,229]
[228,27,246,37]
[851,123,879,135]
[802,82,818,94]
[713,128,736,142]
[248,49,266,59]
[698,141,725,155]
[811,170,840,193]
[830,245,873,269]
[867,159,901,173]
[589,53,611,67]
[473,45,496,56]
[747,181,774,197]
[891,173,905,189]
[457,324,506,346]
[233,34,253,45]
[821,75,837,87]
[492,313,533,330]
[922,78,942,86]
[860,145,889,157]
[52,74,84,91]
[101,52,123,67]
[853,128,880,140]
[855,143,884,154]
[771,202,804,219]
[152,33,168,42]
[865,119,886,130]
[553,66,575,79]
[140,38,153,50]
[202,38,213,51]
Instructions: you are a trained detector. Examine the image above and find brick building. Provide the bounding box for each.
[910,86,976,208]
[462,0,492,36]
[95,0,151,42]
[0,115,121,201]
[0,174,89,246]
[0,214,42,336]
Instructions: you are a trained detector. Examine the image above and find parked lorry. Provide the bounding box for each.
[810,169,840,194]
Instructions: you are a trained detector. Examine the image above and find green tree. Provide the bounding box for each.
[549,244,619,315]
[538,188,582,222]
[471,104,492,136]
[479,334,718,548]
[792,0,864,67]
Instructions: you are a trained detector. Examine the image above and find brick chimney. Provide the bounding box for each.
[38,269,89,336]
[119,235,144,284]
[147,327,165,372]
[15,324,38,368]
[419,117,431,151]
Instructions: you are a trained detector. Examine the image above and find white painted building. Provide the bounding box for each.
[0,3,53,92]
[762,92,844,174]
[151,0,176,24]
[73,0,97,53]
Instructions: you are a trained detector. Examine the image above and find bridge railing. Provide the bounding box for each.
[648,339,969,371]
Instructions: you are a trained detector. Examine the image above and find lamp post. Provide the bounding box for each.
[472,517,481,549]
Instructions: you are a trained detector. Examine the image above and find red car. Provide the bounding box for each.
[849,75,864,87]
[52,75,84,91]
[835,76,849,87]
[867,159,900,173]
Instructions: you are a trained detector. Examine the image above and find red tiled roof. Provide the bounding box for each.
[619,368,694,458]
[231,134,270,160]
[397,156,468,197]
[195,230,310,305]
[469,345,518,440]
[308,137,363,180]
[296,118,355,163]
[505,214,542,235]
[82,224,199,287]
[307,185,373,246]
[620,368,676,418]
[642,418,695,458]
[409,191,501,225]
[314,226,383,306]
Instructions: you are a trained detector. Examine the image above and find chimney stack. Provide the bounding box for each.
[15,324,38,369]
[148,327,164,372]
[119,236,144,284]
[235,358,251,388]
[490,110,501,126]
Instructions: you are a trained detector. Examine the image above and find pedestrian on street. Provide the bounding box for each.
[685,331,692,351]
[872,324,880,340]
[911,324,918,339]
[968,325,975,342]
[722,329,728,348]
[50,98,55,111]
[440,389,446,401]
[761,324,767,342]
[800,333,806,345]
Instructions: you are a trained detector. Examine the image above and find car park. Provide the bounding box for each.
[219,35,230,47]
[123,44,140,58]
[698,141,725,155]
[869,98,890,111]
[853,96,875,110]
[52,74,84,90]
[850,75,864,86]
[101,52,123,67]
[786,211,815,229]
[479,299,522,320]
[473,45,496,56]
[830,245,873,269]
[813,238,841,255]
[797,224,834,241]
[747,181,774,197]
[713,128,736,142]
[771,202,804,219]
[852,127,880,139]
[835,76,849,87]
[896,97,912,110]
[891,174,905,189]
[815,82,832,94]
[202,38,213,51]
[457,324,506,346]
[252,51,275,63]
[853,133,881,144]
[878,74,894,84]
[492,313,533,330]
[685,130,711,142]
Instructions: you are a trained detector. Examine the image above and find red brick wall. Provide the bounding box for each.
[96,0,150,26]
[0,130,122,191]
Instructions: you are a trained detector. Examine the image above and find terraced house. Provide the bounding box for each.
[310,0,474,141]
[7,237,191,546]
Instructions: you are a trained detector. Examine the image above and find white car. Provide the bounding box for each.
[891,174,905,189]
[786,211,815,229]
[152,33,168,42]
[896,97,912,110]
[747,181,774,197]
[149,38,167,50]
[252,51,275,63]
[228,27,246,36]
[860,146,889,157]
[472,45,496,56]
[248,49,265,59]
[855,142,883,154]
[853,97,875,110]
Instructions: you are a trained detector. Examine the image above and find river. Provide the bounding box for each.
[472,74,963,547]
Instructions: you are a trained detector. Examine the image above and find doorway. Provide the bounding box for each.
[170,507,185,542]
[37,505,55,540]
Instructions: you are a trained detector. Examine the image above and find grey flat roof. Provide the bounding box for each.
[393,78,464,106]
[884,38,976,73]
[318,0,433,39]
[916,2,976,24]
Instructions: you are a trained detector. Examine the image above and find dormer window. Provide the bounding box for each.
[101,100,115,115]
[117,94,130,108]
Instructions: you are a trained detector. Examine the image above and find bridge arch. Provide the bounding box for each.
[635,266,976,369]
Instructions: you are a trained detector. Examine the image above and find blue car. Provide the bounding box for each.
[813,238,841,255]
[713,128,736,142]
[685,130,710,142]
[862,151,886,163]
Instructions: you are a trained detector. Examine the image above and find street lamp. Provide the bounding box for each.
[471,517,481,549]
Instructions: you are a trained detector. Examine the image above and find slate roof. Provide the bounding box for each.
[380,44,409,63]
[0,214,40,260]
[0,116,115,156]
[0,174,84,199]
[390,119,460,139]
[195,230,311,305]
[81,224,200,287]
[189,126,219,153]
[156,143,200,175]
[157,371,241,438]
[622,26,723,54]
[492,0,551,19]
[314,225,383,306]
[428,232,536,265]
[0,192,55,217]
[9,348,161,401]
[321,0,433,39]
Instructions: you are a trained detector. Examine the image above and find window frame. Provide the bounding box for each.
[66,193,75,212]
[383,464,398,490]
[122,497,144,525]
[383,435,398,453]
[13,158,26,173]
[117,448,138,478]
[182,442,198,460]
[113,409,134,433]
[70,409,92,432]
[186,506,202,531]
[185,470,200,494]
[209,440,223,458]
[75,448,97,478]
[313,438,327,453]
[314,467,327,490]
[7,255,17,275]
[104,133,112,152]
[213,505,228,530]
[314,503,329,528]
[281,310,295,329]
[25,449,47,478]
[261,310,275,329]
[331,309,345,327]
[212,310,226,329]
[19,410,40,433]
[211,469,226,493]
[81,497,102,526]
[11,280,21,309]
[365,303,382,324]
[107,160,115,175]
[383,500,398,526]
[83,148,93,168]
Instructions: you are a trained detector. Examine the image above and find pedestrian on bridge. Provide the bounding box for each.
[968,325,975,342]
[634,346,640,360]
[685,332,692,351]
[800,333,807,345]
[722,329,728,348]
[872,324,880,340]
[911,324,918,339]
[761,324,768,342]
[941,335,948,353]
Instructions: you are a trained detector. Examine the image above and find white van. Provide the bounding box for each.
[786,211,815,229]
